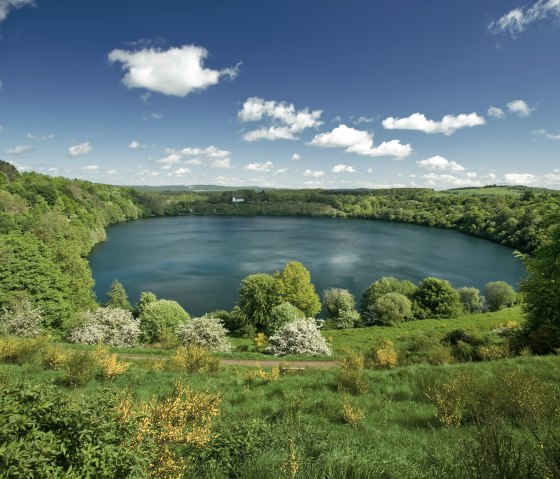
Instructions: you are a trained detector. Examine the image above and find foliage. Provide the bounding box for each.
[236,273,279,332]
[266,302,305,335]
[323,288,361,329]
[372,292,412,325]
[458,287,485,313]
[166,344,221,373]
[521,209,560,351]
[267,318,332,356]
[413,277,462,319]
[176,316,231,353]
[92,345,130,379]
[340,395,366,429]
[254,332,268,351]
[337,351,368,394]
[67,307,141,347]
[243,364,281,385]
[274,261,321,317]
[105,279,132,310]
[61,350,100,387]
[139,299,190,343]
[484,281,516,312]
[366,339,398,369]
[361,276,416,324]
[135,291,157,317]
[0,295,44,337]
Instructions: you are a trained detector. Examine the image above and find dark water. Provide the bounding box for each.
[89,216,526,317]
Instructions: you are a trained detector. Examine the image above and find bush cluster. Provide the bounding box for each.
[267,319,332,356]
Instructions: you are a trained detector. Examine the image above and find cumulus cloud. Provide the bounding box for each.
[68,142,92,157]
[303,169,324,177]
[489,0,560,37]
[332,164,356,173]
[504,172,536,185]
[382,112,485,135]
[421,173,481,189]
[309,124,411,159]
[108,45,239,97]
[83,164,100,171]
[5,145,32,155]
[157,145,231,169]
[507,99,533,117]
[532,128,560,140]
[291,153,301,161]
[245,161,274,172]
[0,0,34,23]
[488,106,506,119]
[26,132,55,141]
[174,167,191,176]
[416,155,465,172]
[238,97,322,141]
[129,140,141,149]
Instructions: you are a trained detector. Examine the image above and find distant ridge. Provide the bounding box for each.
[128,184,273,192]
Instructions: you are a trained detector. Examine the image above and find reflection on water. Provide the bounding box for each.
[89,216,525,317]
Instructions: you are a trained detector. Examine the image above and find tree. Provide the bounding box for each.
[135,291,157,317]
[322,288,361,329]
[361,277,417,324]
[266,302,305,335]
[373,292,412,325]
[458,287,484,313]
[105,280,132,311]
[274,261,321,317]
[236,273,279,332]
[139,299,190,343]
[484,281,516,312]
[267,319,332,356]
[520,210,560,352]
[413,277,462,319]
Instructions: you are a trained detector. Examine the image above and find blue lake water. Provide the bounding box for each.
[89,216,526,316]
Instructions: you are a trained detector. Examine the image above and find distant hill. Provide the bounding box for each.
[445,185,554,196]
[128,184,274,192]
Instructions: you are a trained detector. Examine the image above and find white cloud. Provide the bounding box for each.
[83,164,100,171]
[503,172,536,185]
[174,167,191,176]
[416,155,465,172]
[367,168,374,174]
[108,45,239,97]
[68,141,92,157]
[129,140,141,149]
[303,169,325,177]
[26,132,55,140]
[0,0,34,23]
[309,124,412,159]
[353,116,373,125]
[245,161,274,172]
[532,128,560,140]
[275,168,287,174]
[488,106,506,119]
[291,153,301,161]
[489,0,560,37]
[149,112,163,120]
[382,112,485,135]
[332,164,356,173]
[421,173,481,189]
[5,145,32,155]
[238,97,322,141]
[157,145,231,169]
[507,99,533,117]
[106,169,119,175]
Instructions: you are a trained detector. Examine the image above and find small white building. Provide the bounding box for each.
[232,196,245,203]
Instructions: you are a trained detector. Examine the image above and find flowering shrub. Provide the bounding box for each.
[176,316,231,353]
[92,345,130,379]
[243,364,280,385]
[366,339,398,369]
[166,344,221,374]
[267,319,332,356]
[0,298,43,337]
[67,307,141,347]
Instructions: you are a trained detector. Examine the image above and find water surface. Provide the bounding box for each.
[89,216,525,316]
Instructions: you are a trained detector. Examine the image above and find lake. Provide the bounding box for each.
[89,216,526,316]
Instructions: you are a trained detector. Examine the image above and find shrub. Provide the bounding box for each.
[267,319,332,356]
[366,339,398,369]
[0,296,44,337]
[62,351,98,387]
[372,292,412,325]
[176,316,231,353]
[484,281,516,312]
[266,302,305,335]
[254,332,268,351]
[477,343,509,361]
[0,335,48,365]
[92,345,130,379]
[340,395,365,429]
[41,344,68,370]
[323,288,361,329]
[139,299,190,343]
[67,307,141,347]
[413,277,462,319]
[361,277,416,324]
[243,364,280,386]
[458,287,484,313]
[337,351,368,394]
[166,344,221,374]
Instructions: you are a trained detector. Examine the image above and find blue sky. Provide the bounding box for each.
[0,0,558,189]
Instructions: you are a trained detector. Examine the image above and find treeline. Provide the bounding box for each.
[132,186,560,253]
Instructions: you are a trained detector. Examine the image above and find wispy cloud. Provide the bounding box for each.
[238,97,322,141]
[309,124,411,159]
[68,142,93,157]
[26,132,55,141]
[532,128,560,140]
[489,0,560,37]
[5,145,32,155]
[487,106,506,119]
[382,112,485,135]
[156,145,231,169]
[303,169,324,178]
[83,164,100,171]
[108,45,239,97]
[0,0,34,23]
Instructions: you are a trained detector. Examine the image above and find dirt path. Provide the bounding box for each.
[118,353,337,368]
